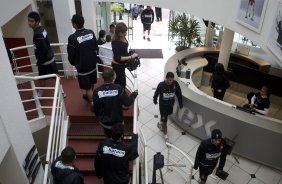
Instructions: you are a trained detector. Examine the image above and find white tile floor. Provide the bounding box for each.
[126,8,282,184]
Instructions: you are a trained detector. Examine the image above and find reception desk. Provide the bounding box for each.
[165,47,282,171]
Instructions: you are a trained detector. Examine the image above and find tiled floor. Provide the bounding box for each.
[127,8,282,184]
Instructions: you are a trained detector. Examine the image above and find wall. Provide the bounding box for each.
[0,0,43,182]
[0,0,35,26]
[0,117,10,164]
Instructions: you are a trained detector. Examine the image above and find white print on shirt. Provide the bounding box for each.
[205,152,221,160]
[144,14,153,18]
[98,90,118,98]
[163,93,174,100]
[77,33,93,44]
[103,146,125,157]
[42,29,47,38]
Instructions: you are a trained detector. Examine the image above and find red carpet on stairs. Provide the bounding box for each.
[61,77,134,184]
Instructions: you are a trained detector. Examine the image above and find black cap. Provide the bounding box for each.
[211,129,222,139]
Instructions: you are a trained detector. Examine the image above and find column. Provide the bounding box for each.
[218,28,234,70]
[81,0,98,35]
[106,2,112,33]
[205,21,214,47]
[52,0,76,76]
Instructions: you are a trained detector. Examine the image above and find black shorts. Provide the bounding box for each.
[77,69,97,90]
[143,24,151,31]
[199,164,216,181]
[159,104,173,122]
[38,61,58,76]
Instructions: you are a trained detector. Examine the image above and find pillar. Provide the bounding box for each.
[106,2,112,33]
[81,0,98,35]
[52,0,76,76]
[218,28,234,70]
[205,21,214,47]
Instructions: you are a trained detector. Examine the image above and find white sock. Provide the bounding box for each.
[164,134,168,139]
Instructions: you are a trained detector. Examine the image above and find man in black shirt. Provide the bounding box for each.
[28,12,58,97]
[153,72,183,142]
[67,14,99,103]
[95,123,138,184]
[141,6,154,41]
[92,67,138,137]
[51,146,84,184]
[194,129,229,184]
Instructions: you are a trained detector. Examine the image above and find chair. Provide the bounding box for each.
[247,92,255,104]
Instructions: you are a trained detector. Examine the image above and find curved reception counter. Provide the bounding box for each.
[165,47,282,171]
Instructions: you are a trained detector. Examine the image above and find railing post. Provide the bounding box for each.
[30,80,44,118]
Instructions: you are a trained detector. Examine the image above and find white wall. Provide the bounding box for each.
[0,0,35,26]
[0,0,43,182]
[0,117,10,164]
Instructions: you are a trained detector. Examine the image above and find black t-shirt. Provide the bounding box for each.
[51,157,84,184]
[112,40,129,64]
[33,26,54,65]
[92,83,135,125]
[95,134,138,184]
[67,28,98,73]
[153,81,183,107]
[194,138,228,170]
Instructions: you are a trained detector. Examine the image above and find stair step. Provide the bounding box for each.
[84,174,103,184]
[68,122,104,136]
[68,139,99,154]
[68,122,134,136]
[74,156,95,173]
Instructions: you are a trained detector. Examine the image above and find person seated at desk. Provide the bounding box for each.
[244,85,271,115]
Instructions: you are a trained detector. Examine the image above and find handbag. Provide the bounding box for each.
[125,57,141,71]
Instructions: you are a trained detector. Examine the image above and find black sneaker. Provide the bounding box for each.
[147,38,151,41]
[143,36,145,40]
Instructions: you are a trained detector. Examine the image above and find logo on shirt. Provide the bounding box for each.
[163,93,174,99]
[205,152,221,160]
[77,33,93,44]
[144,14,153,18]
[98,90,118,98]
[42,29,47,38]
[103,146,125,157]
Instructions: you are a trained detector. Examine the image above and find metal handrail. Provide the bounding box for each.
[165,142,194,184]
[138,127,149,184]
[15,74,68,184]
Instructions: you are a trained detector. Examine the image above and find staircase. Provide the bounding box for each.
[62,78,134,184]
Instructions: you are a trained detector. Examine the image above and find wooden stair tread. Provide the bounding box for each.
[84,175,103,184]
[74,156,95,172]
[68,139,99,154]
[68,122,134,136]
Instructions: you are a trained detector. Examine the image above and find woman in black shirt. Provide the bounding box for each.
[111,22,138,88]
[211,63,230,100]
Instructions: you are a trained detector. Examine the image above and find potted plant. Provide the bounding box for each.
[111,3,125,24]
[169,13,202,52]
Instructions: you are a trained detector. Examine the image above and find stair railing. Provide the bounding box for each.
[10,43,76,78]
[138,127,149,184]
[15,74,68,184]
[165,142,194,184]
